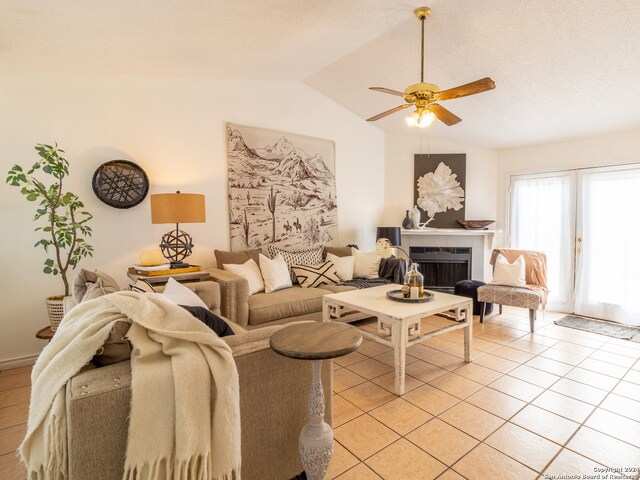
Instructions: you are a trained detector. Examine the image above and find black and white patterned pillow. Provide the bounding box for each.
[267,245,324,283]
[291,261,340,288]
[129,278,156,293]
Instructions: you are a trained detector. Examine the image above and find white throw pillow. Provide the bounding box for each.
[161,277,209,309]
[491,254,527,287]
[351,248,381,279]
[259,253,293,293]
[223,259,265,295]
[326,253,355,282]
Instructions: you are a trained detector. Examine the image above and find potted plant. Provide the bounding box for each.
[6,143,94,330]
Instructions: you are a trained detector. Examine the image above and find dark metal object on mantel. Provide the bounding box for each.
[92,160,149,208]
[457,220,494,230]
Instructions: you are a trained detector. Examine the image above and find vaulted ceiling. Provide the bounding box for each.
[3,0,640,149]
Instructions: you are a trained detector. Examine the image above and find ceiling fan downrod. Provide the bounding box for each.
[415,7,431,84]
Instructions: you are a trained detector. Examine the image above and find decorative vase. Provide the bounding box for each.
[411,205,421,229]
[46,295,66,332]
[403,263,424,298]
[402,210,412,229]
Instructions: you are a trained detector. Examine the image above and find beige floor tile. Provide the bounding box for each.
[0,452,26,480]
[340,382,396,412]
[485,422,561,473]
[467,337,502,353]
[406,343,440,359]
[0,423,26,456]
[0,404,29,430]
[370,371,424,394]
[405,361,448,384]
[568,427,640,469]
[326,441,360,479]
[436,469,466,480]
[623,369,640,385]
[543,448,606,478]
[345,358,393,380]
[372,350,419,368]
[403,384,460,416]
[423,352,466,371]
[590,350,636,368]
[334,415,400,460]
[491,345,535,363]
[332,395,364,427]
[550,378,608,406]
[334,463,381,480]
[439,402,504,440]
[451,363,502,385]
[472,353,520,374]
[532,390,595,423]
[465,387,526,419]
[0,387,31,410]
[612,380,640,400]
[0,373,30,393]
[564,367,619,391]
[366,439,446,480]
[578,357,629,378]
[553,341,596,356]
[421,337,457,351]
[600,393,640,422]
[369,398,432,436]
[452,443,537,480]
[406,418,478,466]
[599,341,640,358]
[429,373,483,399]
[585,408,640,446]
[539,348,586,366]
[440,343,485,361]
[333,362,343,372]
[357,339,391,357]
[489,375,544,402]
[507,365,560,389]
[333,368,367,393]
[477,332,517,345]
[334,351,368,367]
[511,404,579,445]
[518,333,559,347]
[524,356,574,376]
[507,338,550,355]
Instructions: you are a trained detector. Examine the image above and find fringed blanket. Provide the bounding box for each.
[19,291,241,480]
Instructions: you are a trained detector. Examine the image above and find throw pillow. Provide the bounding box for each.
[491,254,527,287]
[292,261,340,288]
[326,253,355,282]
[129,278,156,293]
[162,277,209,309]
[214,248,261,270]
[180,305,235,337]
[266,244,324,283]
[223,259,265,295]
[72,269,120,304]
[259,253,293,293]
[323,246,353,258]
[352,248,381,279]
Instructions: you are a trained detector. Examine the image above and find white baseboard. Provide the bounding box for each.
[0,354,39,371]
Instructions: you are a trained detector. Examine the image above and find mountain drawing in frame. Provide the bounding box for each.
[227,123,338,251]
[413,153,466,229]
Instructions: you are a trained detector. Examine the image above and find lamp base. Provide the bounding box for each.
[170,261,191,269]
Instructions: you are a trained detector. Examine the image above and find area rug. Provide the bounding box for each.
[555,315,640,343]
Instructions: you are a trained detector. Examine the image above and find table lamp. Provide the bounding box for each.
[150,191,206,268]
[376,226,409,259]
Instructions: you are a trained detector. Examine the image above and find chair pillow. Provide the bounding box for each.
[223,259,265,295]
[292,261,340,288]
[326,253,355,282]
[266,245,324,283]
[259,253,293,293]
[72,269,120,304]
[162,277,209,309]
[491,254,527,287]
[352,248,381,279]
[129,278,156,293]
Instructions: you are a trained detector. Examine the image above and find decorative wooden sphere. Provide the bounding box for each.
[159,230,194,263]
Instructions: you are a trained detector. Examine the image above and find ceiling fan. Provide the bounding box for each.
[367,6,495,127]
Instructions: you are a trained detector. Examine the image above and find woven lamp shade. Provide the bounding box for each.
[150,193,206,224]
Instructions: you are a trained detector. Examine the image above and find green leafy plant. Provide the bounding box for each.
[6,143,94,296]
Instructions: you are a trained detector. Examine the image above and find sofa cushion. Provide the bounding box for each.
[323,246,353,258]
[317,284,358,294]
[267,245,324,283]
[248,287,325,326]
[214,248,261,270]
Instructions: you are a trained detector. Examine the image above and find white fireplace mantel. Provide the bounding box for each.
[401,228,499,237]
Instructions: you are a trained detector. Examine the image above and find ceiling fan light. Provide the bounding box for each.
[417,111,435,128]
[405,111,419,126]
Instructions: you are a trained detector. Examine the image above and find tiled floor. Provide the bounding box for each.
[1,308,640,479]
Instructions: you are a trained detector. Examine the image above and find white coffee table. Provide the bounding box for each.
[322,284,473,395]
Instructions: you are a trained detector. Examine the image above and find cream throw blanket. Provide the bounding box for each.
[19,291,241,480]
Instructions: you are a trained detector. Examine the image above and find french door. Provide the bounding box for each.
[509,164,640,325]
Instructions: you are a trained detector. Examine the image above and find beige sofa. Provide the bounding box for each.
[65,280,332,480]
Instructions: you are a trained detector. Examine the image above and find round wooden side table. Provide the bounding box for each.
[36,326,54,341]
[270,321,362,480]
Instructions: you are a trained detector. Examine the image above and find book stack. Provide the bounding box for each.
[128,264,202,276]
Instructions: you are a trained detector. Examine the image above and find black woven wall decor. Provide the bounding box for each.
[92,160,149,209]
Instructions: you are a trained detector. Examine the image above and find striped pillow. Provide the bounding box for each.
[291,261,340,288]
[267,245,324,283]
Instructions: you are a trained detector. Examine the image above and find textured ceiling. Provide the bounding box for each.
[2,0,640,149]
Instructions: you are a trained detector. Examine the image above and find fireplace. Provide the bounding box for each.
[409,246,472,292]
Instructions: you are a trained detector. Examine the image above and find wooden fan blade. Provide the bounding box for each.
[436,77,495,101]
[366,104,412,122]
[369,87,408,97]
[428,104,462,126]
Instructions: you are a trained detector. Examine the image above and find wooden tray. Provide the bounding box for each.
[386,289,434,303]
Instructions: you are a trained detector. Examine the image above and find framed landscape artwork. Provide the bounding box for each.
[413,153,466,228]
[227,123,338,251]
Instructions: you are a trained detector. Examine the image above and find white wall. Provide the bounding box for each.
[496,127,640,243]
[382,132,499,226]
[0,72,385,366]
